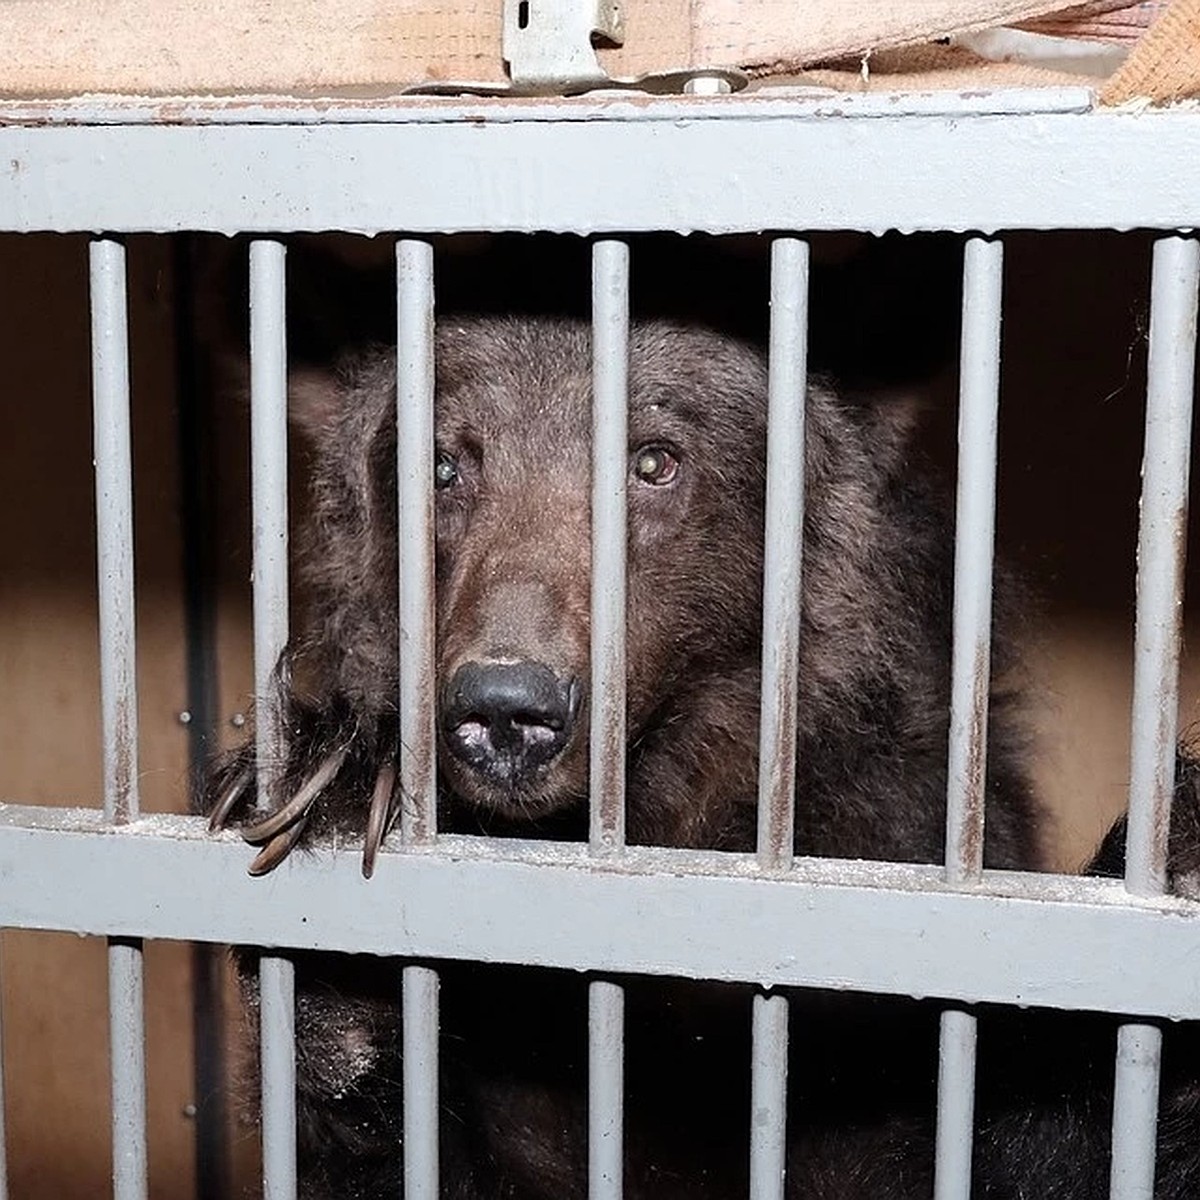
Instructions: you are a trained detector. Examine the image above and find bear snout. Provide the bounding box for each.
[442,660,582,789]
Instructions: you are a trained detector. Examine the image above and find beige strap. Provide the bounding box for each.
[1101,0,1200,104]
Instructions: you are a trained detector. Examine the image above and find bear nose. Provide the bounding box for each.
[442,661,580,784]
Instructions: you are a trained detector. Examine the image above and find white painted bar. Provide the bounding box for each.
[90,237,148,1200]
[1110,1023,1164,1200]
[934,1008,978,1200]
[590,237,629,856]
[944,236,1004,883]
[5,808,1200,1019]
[396,238,438,846]
[4,105,1200,235]
[90,238,139,828]
[107,939,146,1200]
[589,239,629,1200]
[402,966,439,1200]
[259,957,295,1200]
[1110,235,1200,1200]
[1125,236,1200,898]
[933,235,1005,1200]
[249,239,290,795]
[589,979,625,1200]
[750,992,789,1200]
[249,238,297,1200]
[396,238,441,1200]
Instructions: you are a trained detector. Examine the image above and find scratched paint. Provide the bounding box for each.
[90,237,140,825]
[944,236,1003,886]
[589,239,629,857]
[1125,235,1200,900]
[756,237,808,877]
[397,239,439,848]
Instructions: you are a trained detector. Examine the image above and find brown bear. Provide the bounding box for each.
[210,315,1200,1199]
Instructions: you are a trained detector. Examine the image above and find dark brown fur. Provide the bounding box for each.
[211,316,1199,1198]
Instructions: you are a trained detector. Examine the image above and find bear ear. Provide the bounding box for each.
[289,366,344,442]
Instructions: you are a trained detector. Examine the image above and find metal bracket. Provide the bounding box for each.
[406,0,746,98]
[504,0,623,94]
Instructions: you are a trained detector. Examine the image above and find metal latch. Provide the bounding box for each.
[409,0,746,98]
[504,0,623,93]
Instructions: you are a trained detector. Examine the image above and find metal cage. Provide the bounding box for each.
[0,85,1199,1200]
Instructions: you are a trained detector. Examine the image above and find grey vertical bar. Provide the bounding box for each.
[1125,234,1199,899]
[749,236,808,1200]
[934,1009,978,1200]
[259,958,296,1200]
[756,236,807,873]
[108,939,146,1200]
[589,239,629,1200]
[944,235,1004,884]
[590,237,629,856]
[934,235,1004,1200]
[589,979,625,1200]
[92,237,140,828]
[249,238,297,1200]
[1111,1024,1164,1200]
[1110,234,1199,1200]
[750,992,789,1200]
[90,237,148,1200]
[396,238,438,846]
[402,967,439,1200]
[396,238,440,1200]
[250,238,290,788]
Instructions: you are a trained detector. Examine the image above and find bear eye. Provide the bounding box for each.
[435,450,460,489]
[633,445,680,487]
